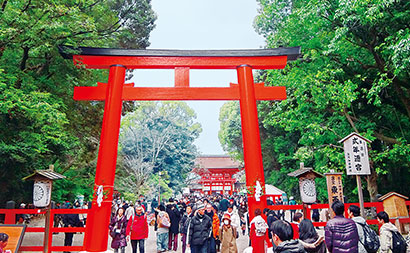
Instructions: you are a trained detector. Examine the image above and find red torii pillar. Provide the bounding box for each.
[61,46,300,252]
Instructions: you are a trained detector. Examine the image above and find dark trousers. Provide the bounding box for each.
[168,232,178,251]
[131,239,145,253]
[64,232,74,252]
[191,242,208,253]
[208,236,216,253]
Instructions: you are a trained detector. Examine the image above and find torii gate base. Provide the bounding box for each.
[62,46,300,252]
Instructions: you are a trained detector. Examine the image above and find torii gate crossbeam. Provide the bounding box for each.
[61,46,300,253]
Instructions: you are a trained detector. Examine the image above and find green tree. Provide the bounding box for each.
[252,0,410,201]
[116,102,201,198]
[0,0,156,205]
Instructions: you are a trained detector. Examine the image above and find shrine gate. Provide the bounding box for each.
[194,155,242,195]
[61,46,300,252]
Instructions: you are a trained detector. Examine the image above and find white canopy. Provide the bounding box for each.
[265,184,285,195]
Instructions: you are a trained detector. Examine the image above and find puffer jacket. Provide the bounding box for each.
[379,222,399,253]
[352,216,367,253]
[126,213,148,240]
[188,213,212,246]
[274,240,307,253]
[325,215,359,253]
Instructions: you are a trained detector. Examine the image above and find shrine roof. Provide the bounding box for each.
[195,155,243,170]
[287,167,323,178]
[23,169,66,181]
[59,46,301,61]
[379,192,408,201]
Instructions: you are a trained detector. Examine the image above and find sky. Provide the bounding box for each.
[131,0,265,155]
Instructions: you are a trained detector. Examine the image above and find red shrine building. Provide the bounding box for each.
[192,155,243,195]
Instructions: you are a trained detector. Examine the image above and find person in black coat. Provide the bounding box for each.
[63,205,80,253]
[179,205,193,253]
[166,199,181,251]
[188,203,212,253]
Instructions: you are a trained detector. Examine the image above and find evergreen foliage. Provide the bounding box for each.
[0,0,156,206]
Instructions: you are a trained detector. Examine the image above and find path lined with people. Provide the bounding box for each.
[15,194,410,252]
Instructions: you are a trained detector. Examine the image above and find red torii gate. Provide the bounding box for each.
[61,46,300,252]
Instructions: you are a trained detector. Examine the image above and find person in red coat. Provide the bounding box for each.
[291,212,303,239]
[126,205,149,253]
[250,208,272,253]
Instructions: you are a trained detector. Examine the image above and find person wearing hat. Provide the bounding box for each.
[126,205,149,253]
[188,202,212,252]
[224,204,240,238]
[219,213,238,253]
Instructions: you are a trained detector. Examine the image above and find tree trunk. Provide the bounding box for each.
[366,161,379,202]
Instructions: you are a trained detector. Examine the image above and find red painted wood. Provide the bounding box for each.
[237,65,268,220]
[73,55,288,69]
[25,227,45,232]
[20,246,44,251]
[51,246,85,251]
[85,65,126,252]
[175,67,190,87]
[74,83,287,101]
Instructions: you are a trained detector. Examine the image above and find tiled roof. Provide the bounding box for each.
[195,155,243,169]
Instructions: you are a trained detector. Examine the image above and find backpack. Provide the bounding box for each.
[391,230,407,253]
[158,212,171,228]
[358,223,380,253]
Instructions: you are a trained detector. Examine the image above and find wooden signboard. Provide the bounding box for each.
[0,224,26,253]
[340,133,371,176]
[325,172,344,206]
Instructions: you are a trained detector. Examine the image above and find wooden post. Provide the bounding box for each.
[356,175,365,218]
[44,164,54,253]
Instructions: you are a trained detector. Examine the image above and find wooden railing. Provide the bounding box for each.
[0,208,88,252]
[266,201,410,230]
[1,201,409,251]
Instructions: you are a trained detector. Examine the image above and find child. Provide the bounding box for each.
[0,233,11,253]
[219,213,238,253]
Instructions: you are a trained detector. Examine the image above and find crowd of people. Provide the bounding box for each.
[10,194,409,253]
[108,195,409,253]
[109,194,249,253]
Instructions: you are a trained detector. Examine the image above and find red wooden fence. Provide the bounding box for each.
[1,201,409,252]
[0,208,88,252]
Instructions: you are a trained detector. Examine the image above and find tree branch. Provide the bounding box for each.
[343,108,359,132]
[374,132,400,145]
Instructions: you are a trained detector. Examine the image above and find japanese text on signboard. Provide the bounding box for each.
[326,174,344,205]
[343,135,370,175]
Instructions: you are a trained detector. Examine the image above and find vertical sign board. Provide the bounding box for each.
[340,133,371,175]
[339,132,371,217]
[325,172,344,213]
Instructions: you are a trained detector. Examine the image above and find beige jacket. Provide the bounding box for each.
[219,225,238,253]
[379,222,399,253]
